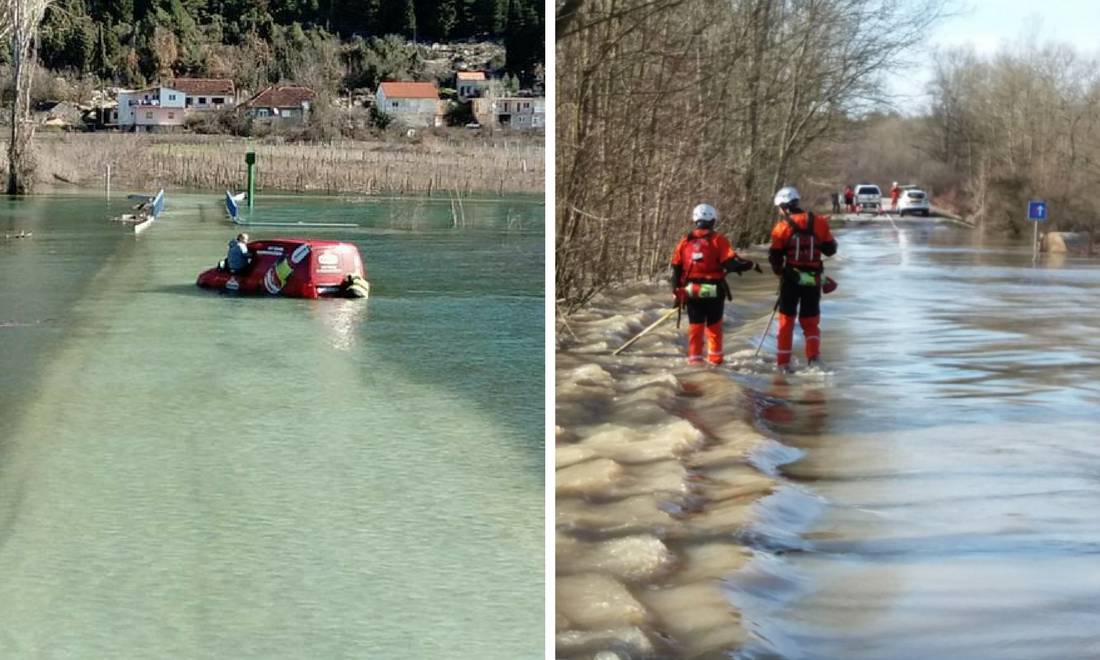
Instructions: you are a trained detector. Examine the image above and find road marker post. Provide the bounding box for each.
[1027,200,1047,262]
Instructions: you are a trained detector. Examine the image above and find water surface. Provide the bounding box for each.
[0,192,544,658]
[733,219,1100,659]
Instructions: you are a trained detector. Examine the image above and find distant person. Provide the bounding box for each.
[768,187,838,371]
[843,185,855,213]
[831,191,841,214]
[670,203,761,365]
[226,233,251,273]
[890,181,901,211]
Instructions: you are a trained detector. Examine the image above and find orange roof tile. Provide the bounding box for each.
[379,81,439,99]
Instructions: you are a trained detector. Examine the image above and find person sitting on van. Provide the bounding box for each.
[226,233,251,273]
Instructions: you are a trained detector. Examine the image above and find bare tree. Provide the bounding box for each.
[556,0,948,307]
[927,42,1100,233]
[2,0,55,195]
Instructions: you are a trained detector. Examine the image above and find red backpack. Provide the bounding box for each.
[784,213,821,267]
[679,231,724,281]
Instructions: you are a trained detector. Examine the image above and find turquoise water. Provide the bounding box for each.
[0,192,544,657]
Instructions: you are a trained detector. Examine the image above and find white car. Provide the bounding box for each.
[897,188,931,217]
[854,184,881,213]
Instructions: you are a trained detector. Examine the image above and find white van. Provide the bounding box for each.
[855,184,882,213]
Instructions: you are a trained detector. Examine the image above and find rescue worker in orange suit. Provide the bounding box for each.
[843,185,855,213]
[670,203,761,365]
[768,187,838,371]
[890,181,901,211]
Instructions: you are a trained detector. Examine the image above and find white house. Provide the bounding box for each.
[170,78,236,111]
[117,86,186,131]
[455,71,489,101]
[476,96,545,130]
[376,81,442,128]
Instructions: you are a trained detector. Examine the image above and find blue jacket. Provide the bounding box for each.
[227,240,250,272]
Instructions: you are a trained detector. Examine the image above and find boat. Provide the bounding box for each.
[119,189,165,234]
[225,190,246,222]
[196,238,370,299]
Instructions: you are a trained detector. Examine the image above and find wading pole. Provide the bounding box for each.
[613,307,679,356]
[754,285,782,359]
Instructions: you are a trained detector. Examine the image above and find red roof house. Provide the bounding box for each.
[239,85,316,122]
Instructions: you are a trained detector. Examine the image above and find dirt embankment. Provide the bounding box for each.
[21,132,543,196]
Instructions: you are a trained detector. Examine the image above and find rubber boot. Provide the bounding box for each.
[687,323,705,364]
[705,321,723,365]
[800,315,821,363]
[777,313,796,369]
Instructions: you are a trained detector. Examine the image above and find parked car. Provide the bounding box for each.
[854,184,882,213]
[897,188,931,217]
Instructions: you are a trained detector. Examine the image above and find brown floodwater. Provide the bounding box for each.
[558,216,1100,659]
[730,219,1100,659]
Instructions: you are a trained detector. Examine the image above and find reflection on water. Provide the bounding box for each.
[733,220,1100,659]
[311,298,369,352]
[0,193,543,658]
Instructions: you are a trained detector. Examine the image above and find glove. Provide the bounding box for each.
[673,287,686,307]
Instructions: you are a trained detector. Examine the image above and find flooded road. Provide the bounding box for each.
[557,215,1100,658]
[0,192,543,658]
[733,217,1100,659]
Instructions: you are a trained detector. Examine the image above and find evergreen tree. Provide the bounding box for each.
[474,0,504,36]
[504,0,540,82]
[432,0,457,40]
[30,0,543,89]
[381,0,416,37]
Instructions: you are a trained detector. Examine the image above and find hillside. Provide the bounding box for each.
[35,0,544,93]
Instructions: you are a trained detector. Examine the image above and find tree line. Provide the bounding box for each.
[32,0,543,89]
[925,42,1100,235]
[556,0,945,307]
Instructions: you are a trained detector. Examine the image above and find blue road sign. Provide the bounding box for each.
[1027,200,1047,221]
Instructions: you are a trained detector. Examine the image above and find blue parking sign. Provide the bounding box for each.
[1027,200,1047,221]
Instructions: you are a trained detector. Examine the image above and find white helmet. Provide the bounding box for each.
[774,186,800,208]
[692,203,717,224]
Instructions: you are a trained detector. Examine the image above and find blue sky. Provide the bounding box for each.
[887,0,1100,109]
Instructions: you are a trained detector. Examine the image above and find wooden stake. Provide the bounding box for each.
[612,307,679,355]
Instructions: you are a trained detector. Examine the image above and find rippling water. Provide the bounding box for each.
[0,192,543,658]
[733,218,1100,659]
[555,216,1100,658]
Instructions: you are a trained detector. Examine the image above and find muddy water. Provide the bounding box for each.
[558,216,1100,659]
[732,218,1100,659]
[0,192,543,658]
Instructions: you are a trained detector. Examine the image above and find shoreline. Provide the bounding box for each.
[556,283,806,658]
[30,185,545,205]
[19,132,543,197]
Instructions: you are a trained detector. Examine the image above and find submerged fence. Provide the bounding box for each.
[24,132,544,196]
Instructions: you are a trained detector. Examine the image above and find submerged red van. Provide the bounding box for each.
[196,239,369,299]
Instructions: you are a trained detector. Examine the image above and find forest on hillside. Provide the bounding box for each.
[31,0,544,92]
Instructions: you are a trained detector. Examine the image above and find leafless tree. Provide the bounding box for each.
[557,0,948,307]
[1,0,55,194]
[928,42,1100,233]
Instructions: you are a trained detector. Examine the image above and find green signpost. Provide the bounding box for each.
[245,151,256,210]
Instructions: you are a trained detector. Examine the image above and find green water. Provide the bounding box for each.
[0,192,544,658]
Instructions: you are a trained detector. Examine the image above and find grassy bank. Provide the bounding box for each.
[23,132,543,196]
